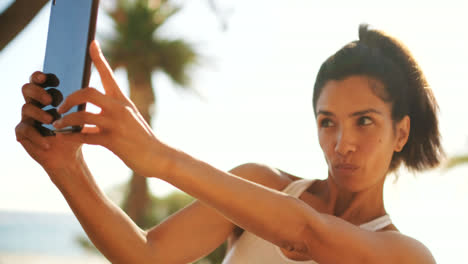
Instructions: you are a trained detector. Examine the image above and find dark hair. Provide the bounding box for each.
[312,24,444,172]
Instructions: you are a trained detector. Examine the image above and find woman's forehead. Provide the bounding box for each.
[316,75,391,115]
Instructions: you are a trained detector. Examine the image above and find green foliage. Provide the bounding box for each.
[75,235,99,254]
[445,155,468,170]
[141,191,195,229]
[103,0,197,87]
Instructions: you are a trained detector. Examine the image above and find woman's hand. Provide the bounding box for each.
[15,72,84,178]
[53,40,167,178]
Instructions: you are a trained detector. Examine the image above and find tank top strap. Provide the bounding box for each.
[359,214,392,231]
[281,179,316,198]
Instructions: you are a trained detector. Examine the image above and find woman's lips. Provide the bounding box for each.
[333,163,359,173]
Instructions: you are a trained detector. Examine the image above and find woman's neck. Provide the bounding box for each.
[323,175,387,225]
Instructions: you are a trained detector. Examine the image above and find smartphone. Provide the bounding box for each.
[39,0,99,135]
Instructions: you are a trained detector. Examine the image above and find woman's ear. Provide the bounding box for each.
[394,115,410,152]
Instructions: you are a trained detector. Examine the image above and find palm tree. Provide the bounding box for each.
[103,0,197,228]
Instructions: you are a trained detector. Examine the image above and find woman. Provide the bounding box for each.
[16,24,442,263]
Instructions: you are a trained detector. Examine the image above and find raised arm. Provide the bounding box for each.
[159,150,436,264]
[17,71,287,263]
[16,80,293,264]
[53,41,436,264]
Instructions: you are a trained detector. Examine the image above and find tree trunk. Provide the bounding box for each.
[123,67,156,227]
[0,0,49,52]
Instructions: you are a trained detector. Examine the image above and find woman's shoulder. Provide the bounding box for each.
[229,163,301,191]
[377,231,436,263]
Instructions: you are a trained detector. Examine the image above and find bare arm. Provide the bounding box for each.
[51,157,151,263]
[51,158,234,264]
[153,150,436,264]
[18,145,233,264]
[16,70,238,264]
[49,160,290,264]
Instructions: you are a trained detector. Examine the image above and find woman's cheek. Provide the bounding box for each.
[359,130,392,161]
[358,131,382,155]
[318,131,335,156]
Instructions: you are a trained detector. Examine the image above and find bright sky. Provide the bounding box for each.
[1,0,468,262]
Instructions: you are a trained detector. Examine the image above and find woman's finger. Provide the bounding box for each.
[29,71,47,85]
[15,122,50,150]
[22,82,52,105]
[21,103,54,124]
[57,87,113,114]
[53,111,109,130]
[89,40,125,98]
[58,129,106,146]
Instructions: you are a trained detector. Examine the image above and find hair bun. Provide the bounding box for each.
[358,23,370,41]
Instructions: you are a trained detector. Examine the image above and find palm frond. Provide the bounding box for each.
[445,155,468,170]
[154,39,198,87]
[102,0,197,85]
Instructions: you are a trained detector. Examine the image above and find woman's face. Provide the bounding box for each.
[315,75,409,192]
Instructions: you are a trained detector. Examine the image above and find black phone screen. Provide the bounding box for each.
[41,0,99,134]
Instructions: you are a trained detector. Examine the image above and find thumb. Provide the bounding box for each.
[89,40,124,98]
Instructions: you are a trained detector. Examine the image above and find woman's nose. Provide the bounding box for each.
[334,128,357,156]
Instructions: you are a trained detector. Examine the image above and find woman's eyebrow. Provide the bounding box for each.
[350,109,382,117]
[317,109,383,117]
[317,110,334,116]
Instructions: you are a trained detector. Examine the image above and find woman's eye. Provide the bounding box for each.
[320,118,334,128]
[358,116,373,126]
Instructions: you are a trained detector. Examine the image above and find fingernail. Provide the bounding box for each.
[53,120,60,128]
[35,74,45,83]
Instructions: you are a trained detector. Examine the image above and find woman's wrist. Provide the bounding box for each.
[142,138,181,180]
[45,150,88,188]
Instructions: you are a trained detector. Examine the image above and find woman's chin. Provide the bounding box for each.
[331,171,368,192]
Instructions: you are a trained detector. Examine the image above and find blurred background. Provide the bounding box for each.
[1,0,468,263]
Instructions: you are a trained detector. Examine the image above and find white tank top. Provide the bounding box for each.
[221,179,392,264]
